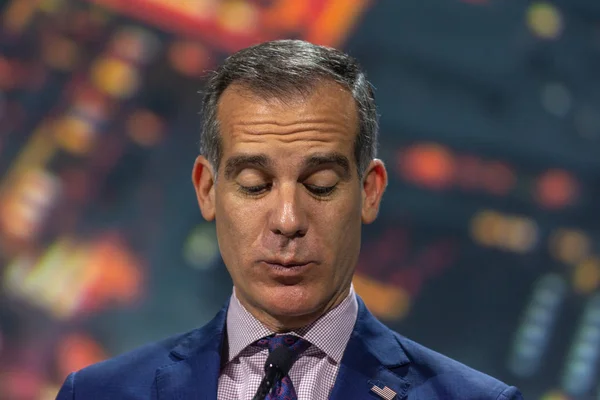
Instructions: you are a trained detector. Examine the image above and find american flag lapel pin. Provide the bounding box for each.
[370,384,397,400]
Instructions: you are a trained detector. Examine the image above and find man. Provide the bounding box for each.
[57,40,523,399]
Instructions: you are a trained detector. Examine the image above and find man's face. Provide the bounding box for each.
[193,81,386,329]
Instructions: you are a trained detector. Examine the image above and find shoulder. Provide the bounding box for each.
[79,331,188,378]
[393,333,522,400]
[353,297,523,399]
[56,303,230,399]
[57,330,193,400]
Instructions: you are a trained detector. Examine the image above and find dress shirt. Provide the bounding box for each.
[217,285,359,400]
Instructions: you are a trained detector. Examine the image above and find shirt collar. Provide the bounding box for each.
[225,284,358,364]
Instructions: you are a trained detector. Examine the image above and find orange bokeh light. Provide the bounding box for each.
[127,109,164,147]
[535,169,579,209]
[79,235,143,312]
[168,40,210,77]
[398,143,456,190]
[57,333,108,379]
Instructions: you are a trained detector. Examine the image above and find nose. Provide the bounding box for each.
[268,182,308,239]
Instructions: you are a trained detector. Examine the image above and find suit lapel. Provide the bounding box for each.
[155,302,228,400]
[330,297,411,400]
[153,296,411,400]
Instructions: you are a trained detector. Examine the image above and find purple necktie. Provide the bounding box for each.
[255,334,311,400]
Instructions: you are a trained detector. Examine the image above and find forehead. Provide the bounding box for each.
[215,81,359,150]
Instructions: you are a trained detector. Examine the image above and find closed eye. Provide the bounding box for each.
[304,184,337,196]
[237,183,271,196]
[237,183,336,197]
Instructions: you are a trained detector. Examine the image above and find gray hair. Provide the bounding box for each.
[199,39,379,179]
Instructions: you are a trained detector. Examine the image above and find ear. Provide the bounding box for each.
[361,159,388,224]
[192,155,217,221]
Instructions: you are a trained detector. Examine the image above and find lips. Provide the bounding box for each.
[261,261,312,282]
[263,260,310,267]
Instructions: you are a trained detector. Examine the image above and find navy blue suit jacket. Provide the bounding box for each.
[56,297,523,399]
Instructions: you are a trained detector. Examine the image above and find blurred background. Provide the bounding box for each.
[0,0,598,398]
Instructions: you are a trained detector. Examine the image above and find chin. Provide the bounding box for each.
[263,285,321,316]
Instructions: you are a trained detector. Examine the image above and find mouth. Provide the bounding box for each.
[263,260,310,268]
[260,260,313,277]
[263,260,310,269]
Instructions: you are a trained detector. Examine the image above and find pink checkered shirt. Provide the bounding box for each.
[217,285,358,400]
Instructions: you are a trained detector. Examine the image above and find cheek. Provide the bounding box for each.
[312,198,362,250]
[215,197,246,257]
[215,193,264,261]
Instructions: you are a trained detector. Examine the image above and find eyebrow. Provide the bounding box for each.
[223,152,351,180]
[224,154,271,180]
[302,153,351,179]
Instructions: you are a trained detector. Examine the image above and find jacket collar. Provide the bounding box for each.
[330,296,411,399]
[155,296,411,399]
[155,299,229,400]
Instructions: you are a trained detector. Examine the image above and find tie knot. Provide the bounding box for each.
[256,334,310,356]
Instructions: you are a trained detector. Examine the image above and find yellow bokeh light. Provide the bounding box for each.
[470,210,502,247]
[29,240,88,319]
[39,0,65,13]
[39,385,61,400]
[4,235,141,319]
[53,115,95,155]
[471,210,538,253]
[91,57,140,99]
[0,169,59,241]
[504,217,538,253]
[163,0,214,17]
[550,229,591,265]
[218,0,258,33]
[573,257,600,295]
[353,273,411,320]
[527,2,563,39]
[540,390,570,400]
